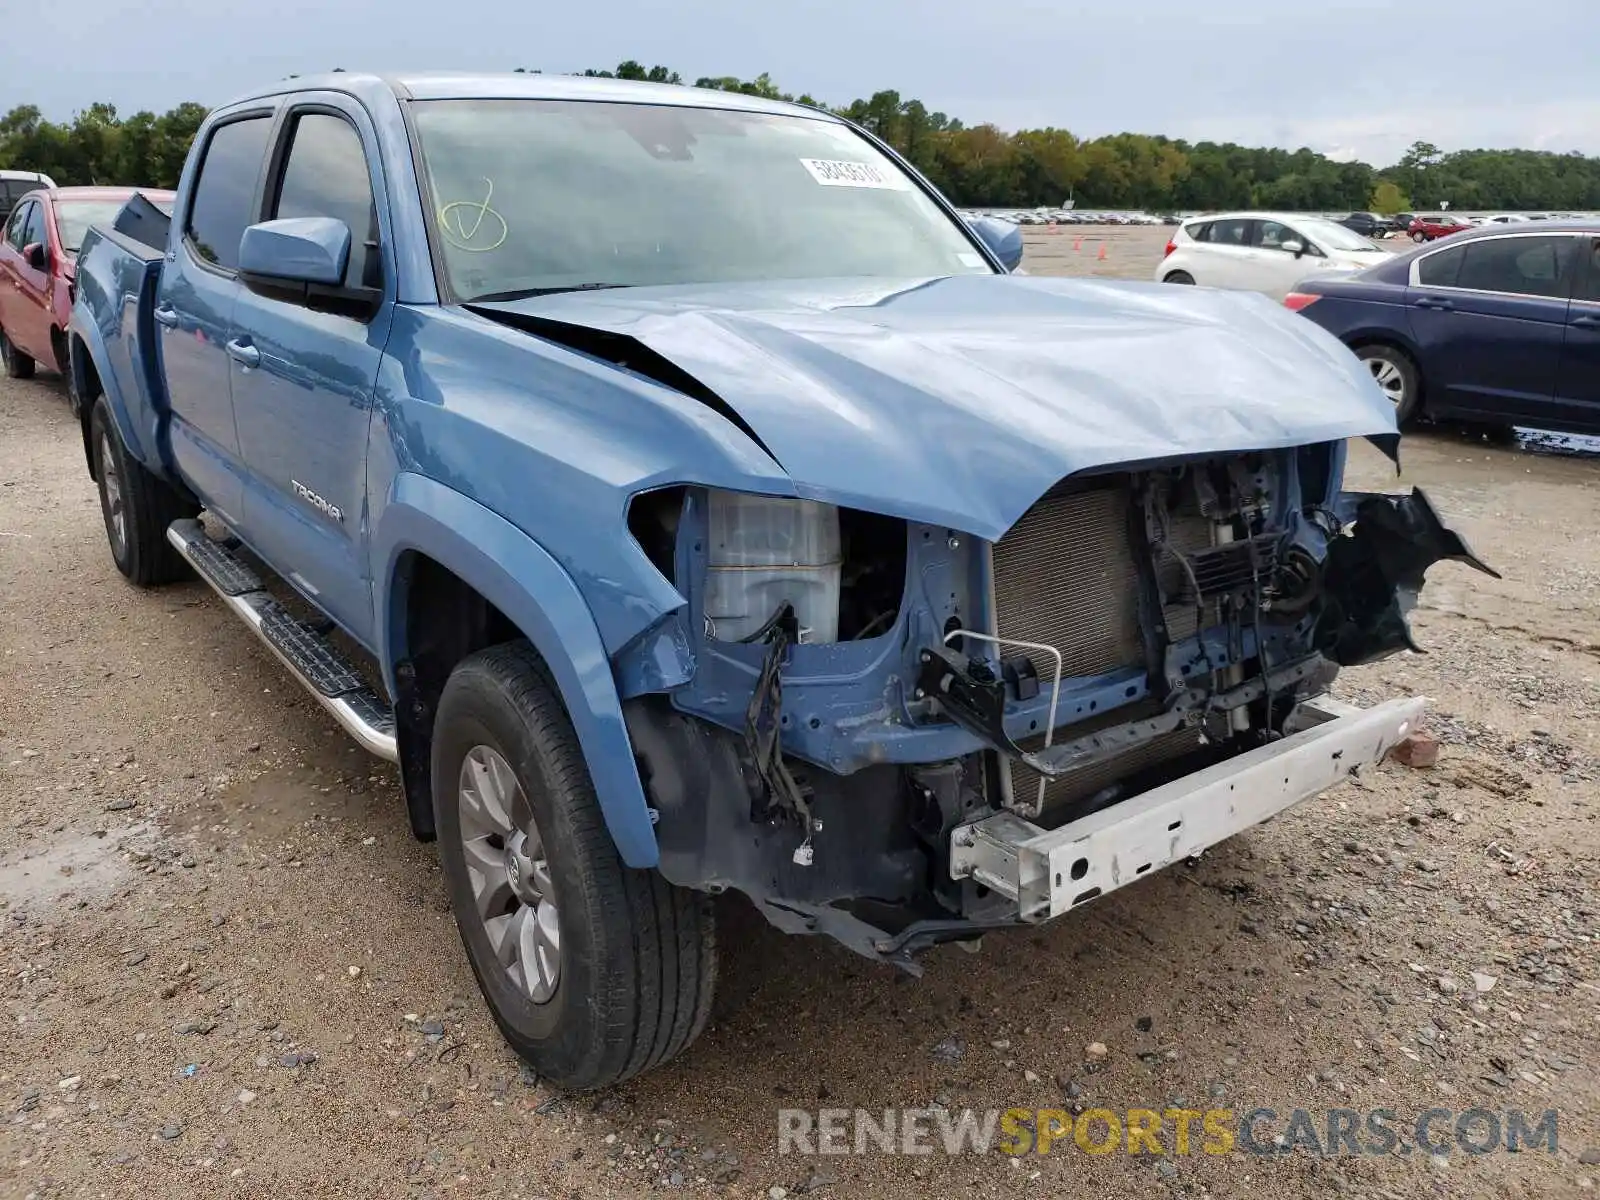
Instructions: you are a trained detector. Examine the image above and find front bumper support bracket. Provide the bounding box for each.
[948,694,1426,922]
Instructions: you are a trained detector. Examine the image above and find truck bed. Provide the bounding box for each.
[72,225,172,471]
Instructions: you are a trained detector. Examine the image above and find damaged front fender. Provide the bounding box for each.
[1318,487,1499,666]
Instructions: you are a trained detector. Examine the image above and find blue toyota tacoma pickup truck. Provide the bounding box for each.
[70,72,1492,1089]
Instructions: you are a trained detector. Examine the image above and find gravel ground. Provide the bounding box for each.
[2,227,1597,1198]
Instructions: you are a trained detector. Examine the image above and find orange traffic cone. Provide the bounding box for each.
[1073,237,1082,252]
[1097,243,1108,261]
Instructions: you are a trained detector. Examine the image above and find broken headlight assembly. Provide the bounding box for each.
[704,492,843,644]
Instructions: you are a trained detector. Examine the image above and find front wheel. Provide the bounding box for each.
[1355,344,1421,425]
[433,642,717,1090]
[0,329,35,379]
[1411,231,1426,243]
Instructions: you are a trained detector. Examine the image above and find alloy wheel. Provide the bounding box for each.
[99,431,127,557]
[457,744,561,1003]
[1364,356,1406,408]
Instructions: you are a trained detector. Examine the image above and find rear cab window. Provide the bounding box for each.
[185,115,275,270]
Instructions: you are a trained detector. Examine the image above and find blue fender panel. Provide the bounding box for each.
[70,310,158,472]
[375,473,659,869]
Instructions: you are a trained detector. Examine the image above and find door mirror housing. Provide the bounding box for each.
[1281,239,1306,258]
[239,217,350,285]
[23,242,48,272]
[965,215,1025,272]
[238,216,381,321]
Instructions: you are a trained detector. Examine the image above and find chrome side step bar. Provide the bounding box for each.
[167,519,398,762]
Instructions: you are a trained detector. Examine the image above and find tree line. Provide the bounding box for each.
[5,62,1600,214]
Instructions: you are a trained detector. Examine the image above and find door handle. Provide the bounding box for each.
[1573,314,1600,330]
[153,305,179,328]
[1414,296,1454,311]
[226,338,260,368]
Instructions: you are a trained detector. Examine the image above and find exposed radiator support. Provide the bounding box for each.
[990,477,1217,818]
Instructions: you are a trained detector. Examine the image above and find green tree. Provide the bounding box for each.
[1369,180,1410,214]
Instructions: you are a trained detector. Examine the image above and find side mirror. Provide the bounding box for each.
[24,242,48,272]
[965,215,1024,272]
[1281,240,1305,258]
[238,216,380,320]
[239,216,350,286]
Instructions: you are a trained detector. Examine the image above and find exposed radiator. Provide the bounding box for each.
[991,478,1212,816]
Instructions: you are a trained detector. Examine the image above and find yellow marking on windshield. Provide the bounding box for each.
[438,177,508,252]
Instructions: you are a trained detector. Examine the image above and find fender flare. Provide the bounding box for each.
[374,473,659,868]
[68,315,157,478]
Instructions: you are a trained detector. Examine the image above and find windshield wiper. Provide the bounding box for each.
[468,283,633,303]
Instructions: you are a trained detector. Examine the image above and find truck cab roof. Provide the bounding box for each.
[219,71,837,123]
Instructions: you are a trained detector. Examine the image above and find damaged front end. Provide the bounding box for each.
[1320,488,1500,665]
[618,446,1493,971]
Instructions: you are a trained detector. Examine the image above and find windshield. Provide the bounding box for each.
[1303,217,1387,252]
[54,201,129,255]
[410,99,993,301]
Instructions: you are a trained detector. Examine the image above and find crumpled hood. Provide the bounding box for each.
[477,274,1398,540]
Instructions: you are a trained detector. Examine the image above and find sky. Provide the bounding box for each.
[4,0,1597,166]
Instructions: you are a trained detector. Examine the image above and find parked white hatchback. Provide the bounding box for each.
[1155,211,1393,299]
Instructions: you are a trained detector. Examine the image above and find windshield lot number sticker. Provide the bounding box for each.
[800,158,908,190]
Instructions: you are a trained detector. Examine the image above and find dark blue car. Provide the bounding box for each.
[1288,223,1600,433]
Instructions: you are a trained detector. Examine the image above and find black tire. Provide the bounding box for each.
[1163,270,1195,285]
[433,642,717,1090]
[1411,231,1426,244]
[1354,343,1422,426]
[90,397,197,585]
[0,328,36,379]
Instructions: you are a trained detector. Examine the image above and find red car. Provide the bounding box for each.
[1407,213,1472,243]
[0,186,175,380]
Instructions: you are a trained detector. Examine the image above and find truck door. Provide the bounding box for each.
[155,111,276,526]
[229,99,393,648]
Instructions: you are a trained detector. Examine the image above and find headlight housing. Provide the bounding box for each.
[704,491,842,643]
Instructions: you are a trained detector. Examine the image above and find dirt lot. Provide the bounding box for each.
[2,226,1597,1199]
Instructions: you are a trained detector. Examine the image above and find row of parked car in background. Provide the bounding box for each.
[970,204,1599,241]
[962,208,1181,226]
[1150,206,1600,437]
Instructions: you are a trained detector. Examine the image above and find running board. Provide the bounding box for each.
[167,519,398,762]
